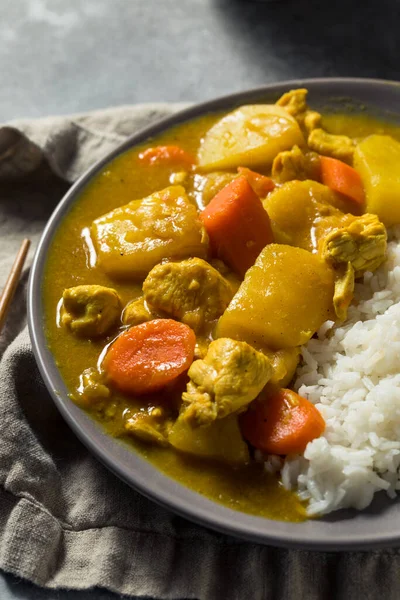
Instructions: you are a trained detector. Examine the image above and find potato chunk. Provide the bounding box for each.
[354,135,400,227]
[61,285,121,337]
[143,258,234,332]
[168,415,249,464]
[197,105,304,171]
[267,347,301,387]
[91,185,208,280]
[216,244,335,349]
[264,180,351,251]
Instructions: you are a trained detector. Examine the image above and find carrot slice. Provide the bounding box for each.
[237,167,275,197]
[103,319,195,395]
[240,388,325,455]
[138,145,195,167]
[200,176,274,277]
[320,156,365,205]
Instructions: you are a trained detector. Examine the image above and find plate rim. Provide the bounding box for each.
[28,77,400,551]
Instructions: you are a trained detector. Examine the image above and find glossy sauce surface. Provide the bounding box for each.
[43,110,400,522]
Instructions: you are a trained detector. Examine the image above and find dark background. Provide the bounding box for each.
[1,0,398,121]
[1,0,398,598]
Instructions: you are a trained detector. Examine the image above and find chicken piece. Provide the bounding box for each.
[122,297,160,326]
[143,258,234,332]
[304,110,322,134]
[125,410,172,447]
[276,88,308,116]
[308,128,355,163]
[61,285,121,337]
[181,338,273,427]
[333,262,355,321]
[276,89,321,134]
[76,367,110,405]
[320,213,387,278]
[210,259,242,294]
[194,337,211,360]
[271,145,320,183]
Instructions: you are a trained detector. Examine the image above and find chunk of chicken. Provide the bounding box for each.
[308,128,355,163]
[276,88,308,117]
[210,259,241,295]
[181,338,273,427]
[304,110,322,134]
[125,409,172,447]
[143,258,234,332]
[61,285,121,337]
[122,297,159,326]
[320,213,387,278]
[276,89,321,134]
[76,367,110,405]
[333,262,355,321]
[271,145,320,183]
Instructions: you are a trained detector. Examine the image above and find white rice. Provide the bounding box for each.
[279,226,400,516]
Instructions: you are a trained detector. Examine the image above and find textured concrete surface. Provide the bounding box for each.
[1,0,399,121]
[1,0,399,597]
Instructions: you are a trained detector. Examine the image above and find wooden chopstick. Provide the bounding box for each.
[0,239,31,335]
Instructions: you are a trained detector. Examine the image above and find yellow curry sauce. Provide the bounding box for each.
[43,103,400,522]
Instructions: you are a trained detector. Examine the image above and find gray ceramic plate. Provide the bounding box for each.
[28,78,400,551]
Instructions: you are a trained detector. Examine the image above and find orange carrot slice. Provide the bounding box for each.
[240,388,325,455]
[103,319,195,395]
[237,166,275,197]
[200,176,273,277]
[320,156,365,205]
[138,145,195,167]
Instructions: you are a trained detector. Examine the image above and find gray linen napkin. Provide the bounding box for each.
[1,106,400,600]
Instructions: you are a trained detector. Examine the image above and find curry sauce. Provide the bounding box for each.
[43,106,400,522]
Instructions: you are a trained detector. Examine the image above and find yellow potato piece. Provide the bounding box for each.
[168,415,249,465]
[216,244,335,349]
[268,347,301,387]
[264,180,347,251]
[354,135,400,227]
[91,186,208,280]
[197,105,304,171]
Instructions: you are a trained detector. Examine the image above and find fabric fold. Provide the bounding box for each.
[1,104,400,600]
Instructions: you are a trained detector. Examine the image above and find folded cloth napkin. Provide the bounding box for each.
[1,105,400,600]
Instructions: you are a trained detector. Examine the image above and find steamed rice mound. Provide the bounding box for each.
[282,227,400,515]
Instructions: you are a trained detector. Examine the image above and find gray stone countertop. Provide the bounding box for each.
[1,0,399,121]
[1,0,399,598]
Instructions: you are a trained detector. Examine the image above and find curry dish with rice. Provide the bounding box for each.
[44,89,400,520]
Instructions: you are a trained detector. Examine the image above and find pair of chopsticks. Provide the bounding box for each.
[0,239,31,335]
